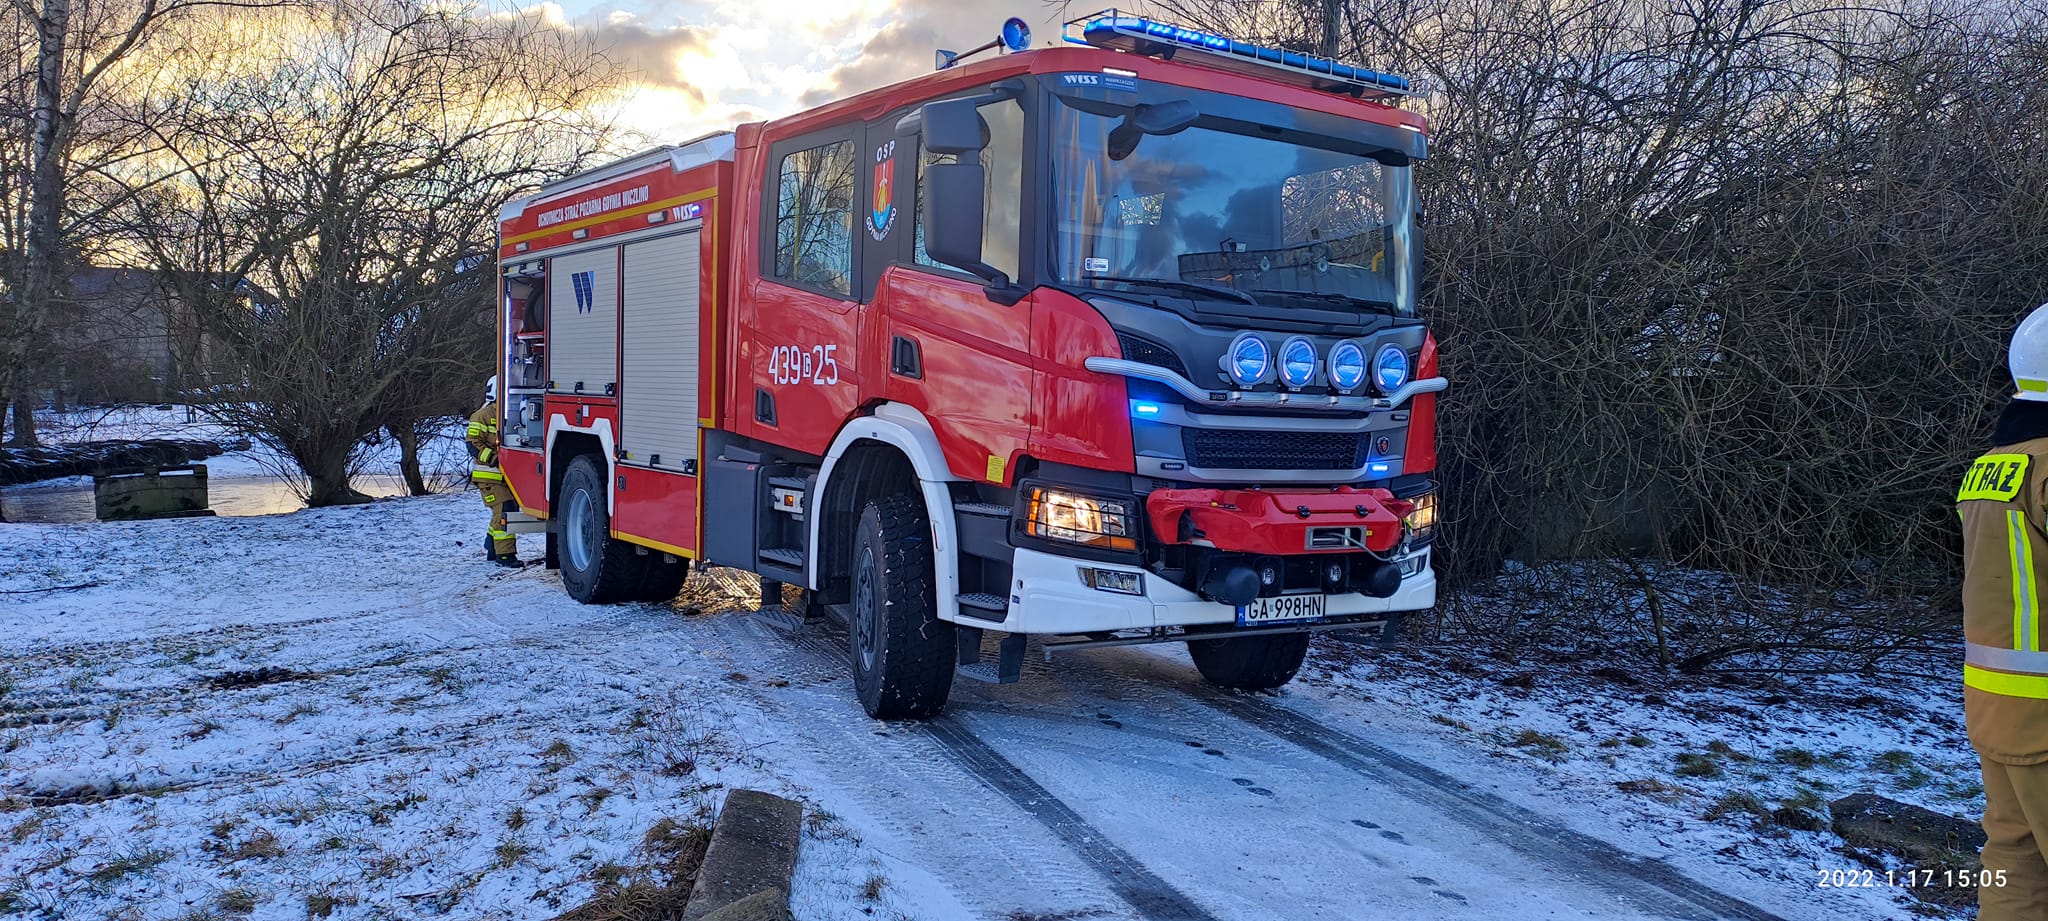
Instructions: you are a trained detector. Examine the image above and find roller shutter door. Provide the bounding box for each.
[548,247,618,394]
[619,231,701,469]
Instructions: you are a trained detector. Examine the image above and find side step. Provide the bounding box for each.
[504,510,547,535]
[955,627,1025,684]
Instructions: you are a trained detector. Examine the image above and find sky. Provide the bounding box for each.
[534,0,1081,142]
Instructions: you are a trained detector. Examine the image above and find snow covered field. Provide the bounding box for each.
[0,430,1980,920]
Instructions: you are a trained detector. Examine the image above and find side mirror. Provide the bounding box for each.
[923,160,1007,287]
[921,98,987,155]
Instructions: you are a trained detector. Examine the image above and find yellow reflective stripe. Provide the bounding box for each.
[467,422,485,436]
[1962,454,2030,501]
[488,529,514,540]
[471,470,505,481]
[1967,664,2048,699]
[2014,510,2040,652]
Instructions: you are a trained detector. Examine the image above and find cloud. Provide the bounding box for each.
[796,0,1069,108]
[501,2,713,98]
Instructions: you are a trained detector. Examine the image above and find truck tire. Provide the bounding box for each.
[633,555,690,603]
[1187,632,1311,691]
[557,455,645,604]
[848,493,955,719]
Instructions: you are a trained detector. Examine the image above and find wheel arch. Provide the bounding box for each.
[807,404,964,618]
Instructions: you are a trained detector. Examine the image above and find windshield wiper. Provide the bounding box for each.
[1247,288,1399,313]
[1088,275,1258,306]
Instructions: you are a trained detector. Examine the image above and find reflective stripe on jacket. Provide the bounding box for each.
[1960,434,2048,764]
[467,402,502,480]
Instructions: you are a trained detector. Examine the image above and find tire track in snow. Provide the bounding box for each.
[1199,691,1788,921]
[922,714,1223,921]
[756,620,1218,921]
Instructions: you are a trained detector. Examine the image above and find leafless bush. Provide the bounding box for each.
[1147,0,2048,669]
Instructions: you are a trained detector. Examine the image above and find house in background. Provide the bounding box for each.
[31,266,254,406]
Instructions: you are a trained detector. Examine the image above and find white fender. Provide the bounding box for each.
[806,403,965,620]
[544,412,618,514]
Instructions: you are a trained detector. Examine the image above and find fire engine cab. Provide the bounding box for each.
[492,11,1447,718]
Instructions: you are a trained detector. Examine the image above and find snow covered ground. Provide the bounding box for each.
[0,412,1981,921]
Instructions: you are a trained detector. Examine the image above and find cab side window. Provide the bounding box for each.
[913,99,1023,281]
[774,139,857,297]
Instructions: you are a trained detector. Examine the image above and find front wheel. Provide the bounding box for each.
[1187,632,1311,690]
[848,494,954,719]
[557,455,646,604]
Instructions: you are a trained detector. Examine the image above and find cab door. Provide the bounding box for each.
[868,98,1034,488]
[734,124,867,456]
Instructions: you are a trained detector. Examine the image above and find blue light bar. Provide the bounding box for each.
[1064,9,1412,99]
[1132,400,1162,417]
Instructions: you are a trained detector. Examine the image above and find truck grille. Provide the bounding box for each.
[1182,429,1366,471]
[1117,332,1189,379]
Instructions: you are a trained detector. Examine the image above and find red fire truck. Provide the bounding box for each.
[492,11,1447,718]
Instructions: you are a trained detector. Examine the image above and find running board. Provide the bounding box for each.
[955,628,1025,684]
[1039,615,1399,657]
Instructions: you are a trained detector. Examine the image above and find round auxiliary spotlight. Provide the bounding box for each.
[1224,332,1271,387]
[1374,344,1411,394]
[1327,340,1367,392]
[1000,17,1032,52]
[1278,336,1318,389]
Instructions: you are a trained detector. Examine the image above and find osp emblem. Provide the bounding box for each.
[571,271,595,313]
[868,140,897,241]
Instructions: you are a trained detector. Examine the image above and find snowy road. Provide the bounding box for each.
[0,492,1921,919]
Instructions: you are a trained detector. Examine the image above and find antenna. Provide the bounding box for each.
[935,16,1034,70]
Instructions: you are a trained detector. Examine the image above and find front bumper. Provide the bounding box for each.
[968,544,1435,635]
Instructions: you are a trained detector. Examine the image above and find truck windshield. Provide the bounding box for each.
[1049,96,1418,317]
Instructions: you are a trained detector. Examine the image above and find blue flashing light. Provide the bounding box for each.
[1000,17,1032,52]
[1227,333,1270,387]
[1368,461,1393,476]
[1374,345,1411,393]
[1132,400,1162,417]
[1069,11,1412,97]
[1328,340,1367,392]
[1279,336,1318,388]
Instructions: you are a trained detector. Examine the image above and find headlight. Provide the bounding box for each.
[1278,336,1318,389]
[1374,344,1410,393]
[1025,486,1136,552]
[1404,492,1436,535]
[1225,332,1270,387]
[1327,340,1366,392]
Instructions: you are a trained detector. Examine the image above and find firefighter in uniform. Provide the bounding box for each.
[1962,303,2048,919]
[467,377,521,567]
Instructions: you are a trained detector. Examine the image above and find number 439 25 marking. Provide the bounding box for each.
[769,344,839,386]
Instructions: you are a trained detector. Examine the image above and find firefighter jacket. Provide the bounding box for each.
[466,402,503,481]
[1960,400,2048,764]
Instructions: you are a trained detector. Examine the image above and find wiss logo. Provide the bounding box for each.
[1060,74,1101,85]
[571,271,596,313]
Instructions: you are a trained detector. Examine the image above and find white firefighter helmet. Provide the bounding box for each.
[2014,305,2048,402]
[484,375,497,403]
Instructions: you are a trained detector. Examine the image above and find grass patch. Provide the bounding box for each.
[494,839,531,869]
[1674,753,1724,779]
[507,806,527,831]
[557,814,714,921]
[230,828,286,860]
[1430,714,1471,731]
[217,887,257,915]
[1704,740,1755,763]
[861,873,887,900]
[539,740,577,773]
[1771,747,1818,768]
[8,811,46,845]
[89,847,171,887]
[1614,778,1688,802]
[305,894,355,918]
[579,787,614,813]
[1705,791,1769,823]
[1871,749,1934,789]
[1510,729,1569,761]
[1625,733,1653,748]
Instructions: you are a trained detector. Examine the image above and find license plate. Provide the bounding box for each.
[1237,592,1328,625]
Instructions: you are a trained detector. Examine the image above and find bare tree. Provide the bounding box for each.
[1122,0,2048,670]
[119,0,621,505]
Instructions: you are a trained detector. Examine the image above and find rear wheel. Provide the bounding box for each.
[557,455,646,604]
[849,494,954,719]
[1187,632,1311,690]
